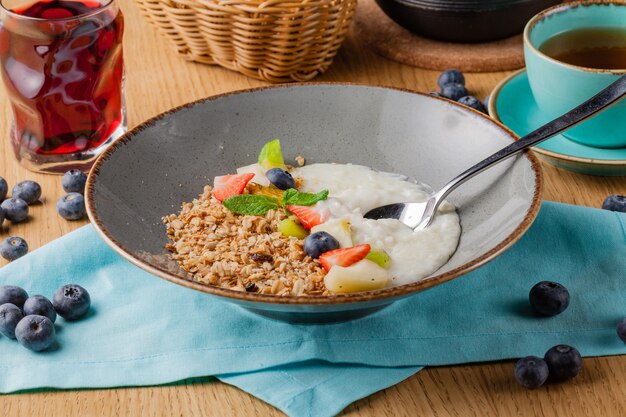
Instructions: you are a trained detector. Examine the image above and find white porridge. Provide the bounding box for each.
[296,163,461,287]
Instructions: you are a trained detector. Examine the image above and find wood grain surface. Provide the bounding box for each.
[1,0,625,415]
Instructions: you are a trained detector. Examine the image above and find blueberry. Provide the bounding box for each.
[514,356,549,389]
[0,285,28,308]
[437,69,465,89]
[62,169,88,194]
[303,231,339,259]
[1,198,29,223]
[265,168,295,190]
[52,284,91,320]
[0,236,28,261]
[0,206,4,225]
[0,303,24,339]
[428,91,442,97]
[15,315,56,352]
[458,96,487,113]
[617,318,626,343]
[0,176,7,200]
[441,83,468,101]
[56,192,86,220]
[12,180,41,205]
[529,281,570,316]
[23,295,57,323]
[601,194,626,213]
[544,344,582,382]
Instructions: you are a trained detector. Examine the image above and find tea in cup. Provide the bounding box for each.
[524,1,626,149]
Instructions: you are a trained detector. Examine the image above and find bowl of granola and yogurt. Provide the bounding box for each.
[164,140,462,296]
[86,84,542,323]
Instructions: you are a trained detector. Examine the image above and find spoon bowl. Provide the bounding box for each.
[365,200,435,231]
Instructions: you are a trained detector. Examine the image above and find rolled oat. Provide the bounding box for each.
[164,185,328,296]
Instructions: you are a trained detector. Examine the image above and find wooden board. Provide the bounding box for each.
[353,0,525,72]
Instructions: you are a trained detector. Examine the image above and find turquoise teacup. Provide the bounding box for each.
[524,1,626,149]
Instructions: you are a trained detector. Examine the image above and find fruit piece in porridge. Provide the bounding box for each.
[277,217,308,239]
[311,218,353,248]
[213,173,255,202]
[365,248,391,269]
[324,259,389,293]
[287,205,330,230]
[237,163,269,187]
[319,244,371,272]
[258,139,286,171]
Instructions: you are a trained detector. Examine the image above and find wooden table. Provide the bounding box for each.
[1,1,625,415]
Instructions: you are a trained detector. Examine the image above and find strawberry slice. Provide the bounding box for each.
[319,244,371,272]
[286,205,330,230]
[213,173,255,202]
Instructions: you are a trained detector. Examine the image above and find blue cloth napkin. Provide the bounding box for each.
[0,201,625,417]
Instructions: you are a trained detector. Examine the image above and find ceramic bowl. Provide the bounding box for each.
[86,84,543,323]
[375,0,561,43]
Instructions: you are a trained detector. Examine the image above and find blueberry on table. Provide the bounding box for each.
[601,194,626,213]
[458,96,487,113]
[0,303,24,339]
[52,284,90,320]
[62,169,88,194]
[0,236,29,261]
[304,231,340,259]
[428,91,442,97]
[437,69,465,89]
[544,344,582,382]
[529,281,570,316]
[265,168,295,190]
[1,198,29,223]
[15,315,56,352]
[515,356,549,389]
[441,83,468,101]
[617,318,626,343]
[0,176,7,200]
[23,295,57,323]
[0,285,28,308]
[12,180,41,205]
[56,192,86,220]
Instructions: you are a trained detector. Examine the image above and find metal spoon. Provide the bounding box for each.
[364,75,626,230]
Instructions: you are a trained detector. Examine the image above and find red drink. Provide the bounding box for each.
[0,0,124,173]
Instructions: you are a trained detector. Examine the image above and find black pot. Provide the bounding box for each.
[375,0,562,43]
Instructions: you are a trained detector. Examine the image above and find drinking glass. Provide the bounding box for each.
[0,0,125,173]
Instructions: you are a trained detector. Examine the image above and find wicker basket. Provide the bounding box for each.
[134,0,358,83]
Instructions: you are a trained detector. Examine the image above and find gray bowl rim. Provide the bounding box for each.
[85,82,544,306]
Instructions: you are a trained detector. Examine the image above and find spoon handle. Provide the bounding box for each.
[435,75,626,202]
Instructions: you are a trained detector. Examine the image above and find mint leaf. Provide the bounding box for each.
[223,195,279,215]
[281,188,299,209]
[282,189,329,209]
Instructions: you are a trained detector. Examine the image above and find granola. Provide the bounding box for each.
[164,185,328,296]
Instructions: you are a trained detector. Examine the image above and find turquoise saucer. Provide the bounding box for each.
[489,69,626,176]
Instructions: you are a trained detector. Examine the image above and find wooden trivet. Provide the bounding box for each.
[353,0,525,72]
